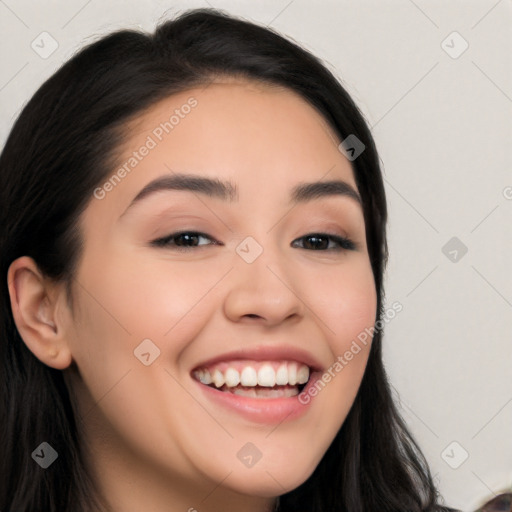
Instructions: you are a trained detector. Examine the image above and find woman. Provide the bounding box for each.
[0,7,459,512]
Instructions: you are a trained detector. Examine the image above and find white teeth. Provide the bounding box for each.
[212,369,225,388]
[196,369,212,385]
[297,365,309,385]
[240,366,258,386]
[234,387,257,398]
[257,364,276,387]
[288,362,298,385]
[194,361,311,389]
[231,386,299,398]
[224,367,240,387]
[275,364,288,385]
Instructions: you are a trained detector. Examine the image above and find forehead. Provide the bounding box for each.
[116,78,353,184]
[127,77,342,149]
[86,78,359,227]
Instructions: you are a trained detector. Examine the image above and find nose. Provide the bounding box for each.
[223,246,305,327]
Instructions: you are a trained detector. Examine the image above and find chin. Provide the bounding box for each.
[220,458,319,498]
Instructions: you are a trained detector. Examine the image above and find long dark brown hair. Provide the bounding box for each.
[0,8,457,511]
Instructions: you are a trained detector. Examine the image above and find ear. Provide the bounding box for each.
[7,256,73,370]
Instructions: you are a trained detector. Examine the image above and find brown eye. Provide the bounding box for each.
[151,231,220,250]
[292,233,356,251]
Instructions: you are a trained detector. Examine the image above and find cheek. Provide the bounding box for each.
[299,258,377,414]
[74,250,228,350]
[306,257,377,350]
[66,255,216,473]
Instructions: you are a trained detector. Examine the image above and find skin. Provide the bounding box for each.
[8,79,377,512]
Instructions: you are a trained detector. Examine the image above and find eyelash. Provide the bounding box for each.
[151,231,356,252]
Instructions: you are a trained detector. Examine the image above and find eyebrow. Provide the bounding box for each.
[121,172,362,216]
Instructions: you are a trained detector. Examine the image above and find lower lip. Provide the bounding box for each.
[193,371,321,424]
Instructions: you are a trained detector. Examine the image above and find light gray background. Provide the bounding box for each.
[1,1,511,510]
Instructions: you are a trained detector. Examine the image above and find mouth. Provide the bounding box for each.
[190,347,323,423]
[192,360,311,399]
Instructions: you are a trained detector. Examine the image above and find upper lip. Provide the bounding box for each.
[191,345,324,373]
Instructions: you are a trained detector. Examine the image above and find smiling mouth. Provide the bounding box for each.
[192,360,311,399]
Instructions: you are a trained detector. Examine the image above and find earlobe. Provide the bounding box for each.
[7,256,73,370]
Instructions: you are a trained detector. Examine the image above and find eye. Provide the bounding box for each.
[150,231,356,252]
[292,232,356,252]
[150,231,221,251]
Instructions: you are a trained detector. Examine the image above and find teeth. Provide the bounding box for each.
[240,367,258,387]
[197,369,212,385]
[257,364,276,387]
[275,364,288,385]
[231,386,299,398]
[194,361,310,389]
[224,367,240,387]
[234,387,256,398]
[212,369,225,388]
[288,362,298,385]
[297,365,309,384]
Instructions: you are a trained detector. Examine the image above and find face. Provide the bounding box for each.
[62,79,377,507]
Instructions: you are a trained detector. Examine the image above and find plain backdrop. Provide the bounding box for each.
[1,1,511,510]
